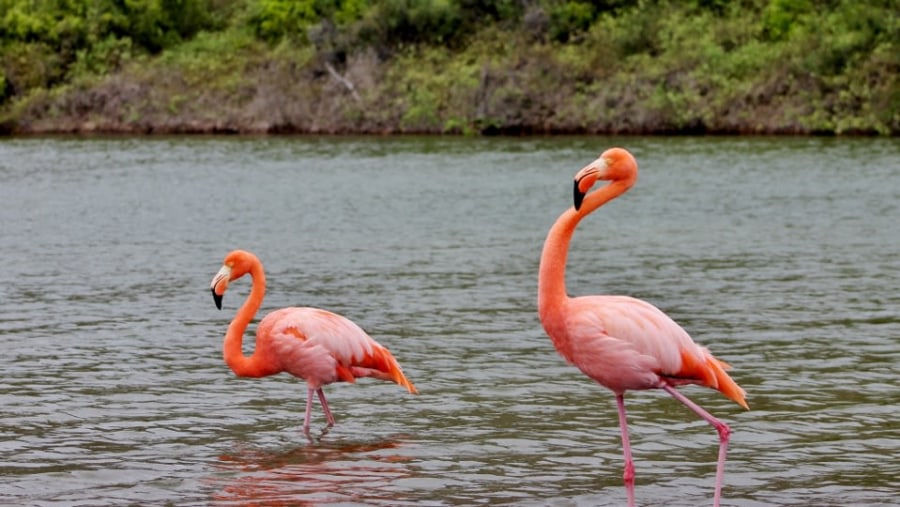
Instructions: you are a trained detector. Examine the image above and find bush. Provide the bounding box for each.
[547,1,596,42]
[1,0,896,135]
[366,0,463,47]
[1,41,64,95]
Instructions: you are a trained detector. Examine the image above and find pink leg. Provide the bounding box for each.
[316,388,335,427]
[661,385,731,507]
[303,388,315,435]
[616,394,636,507]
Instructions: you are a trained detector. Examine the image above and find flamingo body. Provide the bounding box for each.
[555,295,744,401]
[211,249,416,434]
[256,307,416,390]
[538,148,746,506]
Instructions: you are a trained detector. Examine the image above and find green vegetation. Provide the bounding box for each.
[1,0,897,135]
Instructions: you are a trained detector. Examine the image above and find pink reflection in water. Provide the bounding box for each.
[209,437,415,506]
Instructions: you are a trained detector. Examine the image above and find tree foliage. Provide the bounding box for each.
[1,0,897,134]
[0,0,223,95]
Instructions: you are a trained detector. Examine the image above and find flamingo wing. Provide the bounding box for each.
[259,308,416,393]
[564,295,746,407]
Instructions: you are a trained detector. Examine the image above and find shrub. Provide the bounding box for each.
[547,1,596,43]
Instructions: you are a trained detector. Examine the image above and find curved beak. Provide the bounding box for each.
[210,265,231,310]
[572,156,607,211]
[573,179,586,211]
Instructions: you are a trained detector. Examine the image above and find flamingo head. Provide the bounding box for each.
[573,147,638,210]
[210,250,258,309]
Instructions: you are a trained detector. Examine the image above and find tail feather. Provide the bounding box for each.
[358,346,418,394]
[707,356,748,409]
[676,348,748,409]
[335,364,357,383]
[677,348,718,389]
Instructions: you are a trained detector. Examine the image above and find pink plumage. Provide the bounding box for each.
[211,250,416,435]
[538,148,747,507]
[260,307,416,391]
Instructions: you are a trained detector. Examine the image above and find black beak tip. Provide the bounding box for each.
[212,289,223,310]
[573,180,585,211]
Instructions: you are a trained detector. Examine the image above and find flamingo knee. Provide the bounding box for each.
[623,459,635,483]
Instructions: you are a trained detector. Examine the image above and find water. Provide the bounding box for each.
[0,136,897,506]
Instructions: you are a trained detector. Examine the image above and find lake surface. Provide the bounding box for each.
[0,135,897,506]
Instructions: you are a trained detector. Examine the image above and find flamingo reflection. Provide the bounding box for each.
[209,437,414,506]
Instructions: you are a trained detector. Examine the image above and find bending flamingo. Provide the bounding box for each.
[210,249,417,435]
[537,148,748,507]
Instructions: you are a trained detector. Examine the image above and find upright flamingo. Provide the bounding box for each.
[537,148,748,506]
[210,249,417,435]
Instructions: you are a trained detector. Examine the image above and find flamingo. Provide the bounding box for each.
[537,148,748,506]
[210,249,417,435]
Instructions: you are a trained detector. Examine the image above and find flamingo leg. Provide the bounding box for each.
[615,394,636,507]
[316,388,336,427]
[661,385,731,507]
[302,387,316,435]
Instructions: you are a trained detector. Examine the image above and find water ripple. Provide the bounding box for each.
[1,136,898,506]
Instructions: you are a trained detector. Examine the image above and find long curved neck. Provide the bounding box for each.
[538,180,633,321]
[224,262,271,377]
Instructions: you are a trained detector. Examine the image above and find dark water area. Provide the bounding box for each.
[0,136,897,506]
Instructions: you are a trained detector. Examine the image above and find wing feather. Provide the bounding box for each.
[564,295,716,392]
[257,307,416,392]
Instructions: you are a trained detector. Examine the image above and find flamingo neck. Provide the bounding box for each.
[538,180,632,327]
[538,208,580,319]
[224,262,273,378]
